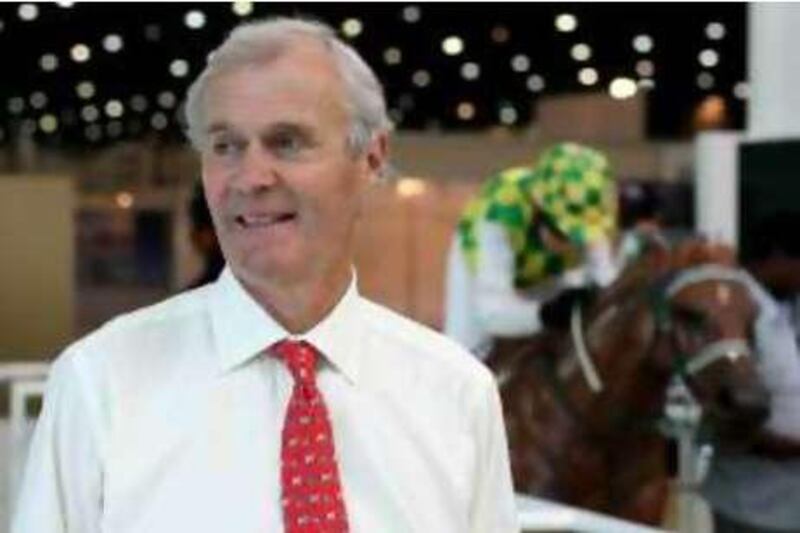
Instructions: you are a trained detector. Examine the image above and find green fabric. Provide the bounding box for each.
[528,142,616,245]
[457,143,617,289]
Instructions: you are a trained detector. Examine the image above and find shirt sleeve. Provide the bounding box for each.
[12,351,105,533]
[473,222,550,337]
[469,369,520,533]
[753,298,800,439]
[584,239,618,287]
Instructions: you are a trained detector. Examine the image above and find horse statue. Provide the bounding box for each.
[486,239,770,525]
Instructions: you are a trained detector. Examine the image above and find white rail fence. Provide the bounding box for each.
[0,363,50,531]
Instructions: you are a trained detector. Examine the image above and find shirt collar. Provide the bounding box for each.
[209,266,362,384]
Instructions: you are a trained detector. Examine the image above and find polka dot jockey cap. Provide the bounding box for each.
[529,142,617,246]
[457,142,618,288]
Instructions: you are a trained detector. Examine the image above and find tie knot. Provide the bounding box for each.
[273,340,318,384]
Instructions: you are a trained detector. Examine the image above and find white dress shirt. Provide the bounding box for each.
[444,221,617,358]
[13,268,519,533]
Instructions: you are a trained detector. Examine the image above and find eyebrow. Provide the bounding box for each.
[206,122,233,136]
[205,121,312,137]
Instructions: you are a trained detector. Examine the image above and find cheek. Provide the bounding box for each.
[302,163,365,218]
[201,168,228,206]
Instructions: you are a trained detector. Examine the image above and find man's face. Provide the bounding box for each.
[534,213,577,256]
[200,40,386,287]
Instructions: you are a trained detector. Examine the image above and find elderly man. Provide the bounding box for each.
[445,142,619,358]
[13,18,518,533]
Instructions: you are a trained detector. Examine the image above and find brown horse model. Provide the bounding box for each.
[486,239,770,525]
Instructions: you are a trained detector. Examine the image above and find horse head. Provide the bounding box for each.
[572,237,769,446]
[640,239,769,443]
[489,237,770,521]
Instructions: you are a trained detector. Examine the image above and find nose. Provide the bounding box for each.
[234,145,279,192]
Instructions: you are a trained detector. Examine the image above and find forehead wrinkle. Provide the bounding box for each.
[207,119,312,136]
[205,69,348,136]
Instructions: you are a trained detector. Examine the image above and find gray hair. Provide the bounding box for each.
[184,17,392,155]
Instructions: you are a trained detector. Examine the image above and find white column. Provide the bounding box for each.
[694,4,800,247]
[747,3,800,139]
[694,132,741,247]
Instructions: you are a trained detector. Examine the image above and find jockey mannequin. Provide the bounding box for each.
[444,142,619,359]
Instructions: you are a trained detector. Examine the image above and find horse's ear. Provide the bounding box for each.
[643,243,671,279]
[708,242,736,266]
[673,237,737,269]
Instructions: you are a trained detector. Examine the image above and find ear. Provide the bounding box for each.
[363,131,390,182]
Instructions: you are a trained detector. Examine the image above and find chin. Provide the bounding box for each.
[239,252,308,285]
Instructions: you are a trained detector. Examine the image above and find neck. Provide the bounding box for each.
[577,299,669,436]
[238,261,353,334]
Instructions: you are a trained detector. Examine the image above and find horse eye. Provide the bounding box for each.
[674,309,706,328]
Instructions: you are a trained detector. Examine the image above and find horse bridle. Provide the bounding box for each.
[571,265,755,394]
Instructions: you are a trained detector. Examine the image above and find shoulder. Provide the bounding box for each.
[60,285,212,372]
[483,166,535,198]
[357,297,496,390]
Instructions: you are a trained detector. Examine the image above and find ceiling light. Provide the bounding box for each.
[499,105,518,125]
[412,70,431,88]
[105,100,124,118]
[85,124,103,142]
[116,192,134,209]
[461,62,480,80]
[571,43,592,62]
[341,18,363,38]
[157,91,176,109]
[8,97,25,114]
[232,1,254,17]
[555,13,577,33]
[103,34,124,53]
[185,10,206,29]
[511,54,530,72]
[442,36,464,56]
[698,49,719,68]
[491,25,510,44]
[697,72,715,90]
[609,77,638,100]
[151,112,169,130]
[29,91,48,109]
[18,4,38,21]
[71,44,91,63]
[632,34,654,54]
[40,54,59,72]
[76,81,96,100]
[706,22,726,40]
[81,105,100,123]
[170,59,190,77]
[636,59,655,78]
[130,95,148,112]
[527,74,546,92]
[578,67,598,86]
[456,101,475,120]
[39,114,59,134]
[402,6,421,23]
[383,47,402,65]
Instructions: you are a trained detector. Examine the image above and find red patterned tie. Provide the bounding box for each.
[273,340,350,533]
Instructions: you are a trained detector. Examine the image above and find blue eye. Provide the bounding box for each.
[211,138,244,156]
[272,133,302,156]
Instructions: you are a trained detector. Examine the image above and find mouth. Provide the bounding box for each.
[234,211,298,230]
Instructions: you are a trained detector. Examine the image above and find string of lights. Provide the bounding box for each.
[0,2,746,148]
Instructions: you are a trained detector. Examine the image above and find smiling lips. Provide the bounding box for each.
[234,211,298,229]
